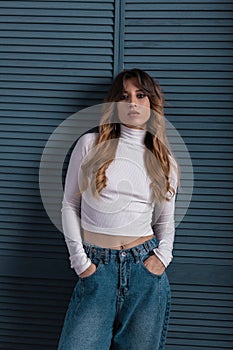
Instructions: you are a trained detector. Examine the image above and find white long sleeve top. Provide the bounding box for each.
[62,123,178,275]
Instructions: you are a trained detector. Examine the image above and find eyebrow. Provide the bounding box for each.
[123,89,143,93]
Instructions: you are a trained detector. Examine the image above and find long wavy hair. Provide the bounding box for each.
[80,68,180,205]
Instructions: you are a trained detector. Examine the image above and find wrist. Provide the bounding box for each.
[74,258,92,276]
[152,248,170,268]
[151,253,166,268]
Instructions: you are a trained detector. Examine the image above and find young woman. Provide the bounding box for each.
[57,68,180,350]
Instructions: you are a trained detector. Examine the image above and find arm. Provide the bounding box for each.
[61,134,94,276]
[152,159,178,268]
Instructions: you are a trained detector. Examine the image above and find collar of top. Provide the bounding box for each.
[120,123,146,145]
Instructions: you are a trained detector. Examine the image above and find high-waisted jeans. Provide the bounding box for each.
[57,236,171,350]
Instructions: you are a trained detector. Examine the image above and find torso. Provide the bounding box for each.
[82,229,154,250]
[80,129,156,239]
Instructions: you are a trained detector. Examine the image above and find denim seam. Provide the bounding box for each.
[158,288,171,349]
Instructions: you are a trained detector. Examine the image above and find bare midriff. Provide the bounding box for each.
[82,229,154,250]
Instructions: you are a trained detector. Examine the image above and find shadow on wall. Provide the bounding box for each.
[0,80,111,349]
[1,254,77,349]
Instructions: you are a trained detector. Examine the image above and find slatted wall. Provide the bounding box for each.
[0,0,233,349]
[0,1,115,349]
[124,0,233,348]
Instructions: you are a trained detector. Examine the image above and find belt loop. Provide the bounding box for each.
[143,240,150,252]
[92,247,100,265]
[104,249,110,264]
[131,247,140,263]
[144,236,157,252]
[101,248,109,264]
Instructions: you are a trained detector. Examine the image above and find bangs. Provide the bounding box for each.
[122,75,152,97]
[104,68,161,103]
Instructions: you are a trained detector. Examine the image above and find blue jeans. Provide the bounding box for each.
[57,236,171,350]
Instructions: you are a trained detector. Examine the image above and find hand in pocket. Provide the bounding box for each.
[143,255,165,276]
[79,263,97,278]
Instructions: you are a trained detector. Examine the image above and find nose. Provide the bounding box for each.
[128,95,137,106]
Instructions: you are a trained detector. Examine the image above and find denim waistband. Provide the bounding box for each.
[83,236,158,264]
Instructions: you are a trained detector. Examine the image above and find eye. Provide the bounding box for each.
[137,93,146,99]
[119,94,128,100]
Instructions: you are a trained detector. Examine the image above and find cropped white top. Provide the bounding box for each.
[62,123,178,275]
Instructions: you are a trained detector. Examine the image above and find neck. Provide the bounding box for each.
[120,123,146,145]
[122,123,145,130]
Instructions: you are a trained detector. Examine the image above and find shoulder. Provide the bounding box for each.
[78,126,99,145]
[74,126,99,154]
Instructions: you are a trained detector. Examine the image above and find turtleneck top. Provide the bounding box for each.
[61,123,178,275]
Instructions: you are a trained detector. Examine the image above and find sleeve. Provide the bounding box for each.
[152,158,178,268]
[61,134,94,276]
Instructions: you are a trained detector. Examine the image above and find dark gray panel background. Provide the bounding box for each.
[0,0,232,349]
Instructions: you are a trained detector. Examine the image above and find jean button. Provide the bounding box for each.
[121,251,127,257]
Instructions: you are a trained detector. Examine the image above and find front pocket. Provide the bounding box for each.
[80,257,103,280]
[140,253,165,278]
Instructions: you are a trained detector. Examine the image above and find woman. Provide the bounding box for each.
[58,68,180,350]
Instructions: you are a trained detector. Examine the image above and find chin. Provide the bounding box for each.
[126,123,146,130]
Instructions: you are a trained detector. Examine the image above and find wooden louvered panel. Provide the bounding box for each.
[124,0,233,348]
[0,1,115,348]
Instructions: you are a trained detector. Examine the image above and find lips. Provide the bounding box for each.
[128,110,140,117]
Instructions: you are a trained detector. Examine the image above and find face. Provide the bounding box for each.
[117,78,151,130]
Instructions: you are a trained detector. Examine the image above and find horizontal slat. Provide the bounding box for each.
[4,26,232,36]
[0,16,113,25]
[0,0,113,9]
[0,27,113,38]
[1,82,109,92]
[126,19,233,28]
[126,0,233,3]
[0,23,113,32]
[0,249,65,260]
[176,229,233,238]
[126,3,233,11]
[125,48,233,56]
[126,42,233,49]
[0,100,101,111]
[3,61,231,72]
[125,11,233,19]
[0,46,113,54]
[175,236,233,245]
[167,94,233,101]
[166,339,232,349]
[1,54,232,65]
[3,74,232,86]
[0,1,113,9]
[126,33,233,41]
[0,38,113,48]
[0,8,114,16]
[125,25,233,34]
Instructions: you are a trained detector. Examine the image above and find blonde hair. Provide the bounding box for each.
[80,68,180,205]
